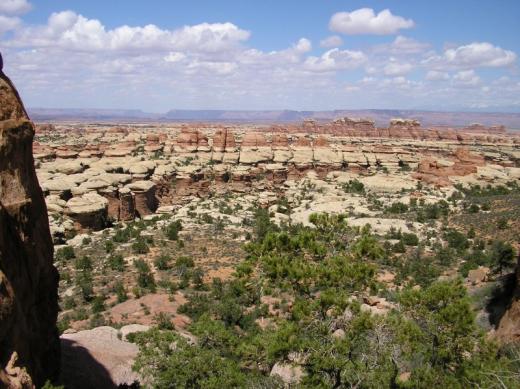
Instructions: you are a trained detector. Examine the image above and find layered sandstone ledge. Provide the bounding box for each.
[33,118,520,238]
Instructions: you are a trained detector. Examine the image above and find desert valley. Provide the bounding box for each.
[1,1,520,388]
[5,96,520,387]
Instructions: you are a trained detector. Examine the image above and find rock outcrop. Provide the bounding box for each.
[126,181,158,217]
[65,193,109,231]
[0,53,60,388]
[496,254,520,343]
[413,147,486,186]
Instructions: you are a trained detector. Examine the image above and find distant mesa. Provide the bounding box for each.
[27,107,520,129]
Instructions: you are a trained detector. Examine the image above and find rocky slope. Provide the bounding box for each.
[0,54,60,387]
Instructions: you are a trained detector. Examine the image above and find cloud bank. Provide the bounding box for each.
[0,5,518,112]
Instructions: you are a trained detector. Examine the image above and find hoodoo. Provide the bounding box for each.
[0,53,60,387]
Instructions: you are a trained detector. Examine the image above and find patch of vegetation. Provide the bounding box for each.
[341,179,365,194]
[132,212,520,387]
[134,259,156,292]
[164,220,183,240]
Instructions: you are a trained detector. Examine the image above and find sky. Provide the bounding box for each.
[1,0,519,112]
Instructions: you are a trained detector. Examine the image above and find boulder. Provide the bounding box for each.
[270,362,305,385]
[467,266,490,285]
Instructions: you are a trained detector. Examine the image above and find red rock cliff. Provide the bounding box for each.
[0,54,60,388]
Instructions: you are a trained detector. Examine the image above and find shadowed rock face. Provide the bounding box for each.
[496,255,520,343]
[0,53,60,388]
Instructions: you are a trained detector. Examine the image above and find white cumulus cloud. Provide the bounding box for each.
[389,35,430,53]
[0,15,21,34]
[294,38,312,53]
[320,35,343,48]
[0,0,31,15]
[424,42,516,69]
[329,8,414,35]
[384,60,413,76]
[8,11,251,53]
[453,69,480,87]
[304,48,366,72]
[444,42,516,67]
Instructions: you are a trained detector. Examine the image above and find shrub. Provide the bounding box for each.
[134,259,156,291]
[393,240,406,253]
[201,213,214,224]
[74,255,93,271]
[55,246,75,262]
[341,179,365,194]
[132,237,150,254]
[76,272,94,302]
[114,281,127,303]
[91,295,105,313]
[104,240,115,253]
[165,220,183,240]
[436,246,457,266]
[497,219,508,230]
[175,256,195,269]
[386,202,408,214]
[154,312,174,330]
[192,267,205,290]
[154,254,171,270]
[444,229,469,252]
[386,226,402,240]
[489,241,516,275]
[108,254,125,272]
[113,227,133,243]
[468,203,480,213]
[401,232,419,246]
[253,207,278,242]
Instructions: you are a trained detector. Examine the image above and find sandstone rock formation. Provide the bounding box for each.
[239,132,272,164]
[126,181,158,217]
[65,193,109,231]
[212,128,237,152]
[175,128,204,152]
[332,117,376,131]
[413,147,487,186]
[464,123,506,134]
[0,53,60,388]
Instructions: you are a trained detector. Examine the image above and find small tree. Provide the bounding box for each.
[132,237,150,254]
[114,281,127,303]
[55,246,75,262]
[108,254,125,272]
[165,220,183,240]
[154,254,171,270]
[490,241,516,275]
[134,259,156,292]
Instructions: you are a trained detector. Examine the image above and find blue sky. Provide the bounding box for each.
[1,0,519,112]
